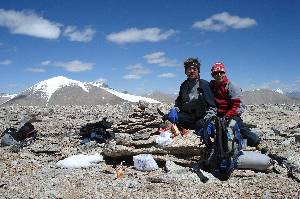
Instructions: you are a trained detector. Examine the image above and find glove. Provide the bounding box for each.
[167,107,178,123]
[207,122,214,137]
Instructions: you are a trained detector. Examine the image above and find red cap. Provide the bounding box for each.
[211,62,226,74]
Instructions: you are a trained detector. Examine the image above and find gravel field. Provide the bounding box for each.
[0,103,300,198]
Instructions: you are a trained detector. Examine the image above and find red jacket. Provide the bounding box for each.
[210,77,244,117]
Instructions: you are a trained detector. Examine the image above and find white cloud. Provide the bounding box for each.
[26,67,46,73]
[144,52,166,64]
[296,77,300,83]
[106,28,177,44]
[193,12,257,32]
[123,74,141,79]
[0,9,61,39]
[0,59,12,65]
[40,60,51,65]
[63,26,96,42]
[158,73,176,78]
[143,51,180,67]
[53,60,94,72]
[123,63,151,79]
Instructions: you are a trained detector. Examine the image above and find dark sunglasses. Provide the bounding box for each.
[212,71,225,76]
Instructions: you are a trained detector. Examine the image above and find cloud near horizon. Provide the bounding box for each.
[63,26,96,42]
[123,63,151,79]
[41,60,94,72]
[157,73,176,78]
[26,67,46,73]
[106,28,177,44]
[143,52,180,67]
[193,12,257,32]
[53,60,94,72]
[0,9,61,39]
[0,59,12,65]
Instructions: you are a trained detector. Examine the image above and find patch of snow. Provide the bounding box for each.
[30,76,89,101]
[1,94,17,98]
[56,154,104,169]
[102,87,161,103]
[90,81,104,87]
[274,88,284,94]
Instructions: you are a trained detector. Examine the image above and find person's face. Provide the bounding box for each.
[185,66,199,80]
[212,71,226,83]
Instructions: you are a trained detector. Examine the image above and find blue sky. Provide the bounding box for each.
[0,0,299,95]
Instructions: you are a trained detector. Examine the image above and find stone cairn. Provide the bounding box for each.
[102,104,204,166]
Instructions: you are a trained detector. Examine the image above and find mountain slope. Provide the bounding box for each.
[2,76,160,106]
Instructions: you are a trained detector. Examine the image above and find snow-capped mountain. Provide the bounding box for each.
[2,76,160,106]
[241,89,299,105]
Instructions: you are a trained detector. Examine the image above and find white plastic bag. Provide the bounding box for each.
[133,154,159,171]
[155,131,173,146]
[56,154,104,169]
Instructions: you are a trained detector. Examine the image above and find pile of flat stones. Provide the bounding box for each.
[103,104,203,166]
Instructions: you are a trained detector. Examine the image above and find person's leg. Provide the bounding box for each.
[177,112,197,129]
[233,116,260,147]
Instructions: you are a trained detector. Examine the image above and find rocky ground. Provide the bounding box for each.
[0,103,300,198]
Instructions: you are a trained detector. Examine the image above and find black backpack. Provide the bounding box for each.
[204,117,243,180]
[1,122,37,142]
[79,118,112,143]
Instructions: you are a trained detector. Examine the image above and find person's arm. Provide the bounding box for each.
[200,80,217,120]
[225,82,245,117]
[175,83,184,111]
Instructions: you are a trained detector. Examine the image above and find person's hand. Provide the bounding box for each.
[167,108,178,123]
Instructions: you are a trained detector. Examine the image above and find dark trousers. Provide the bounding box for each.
[177,112,204,130]
[176,112,260,147]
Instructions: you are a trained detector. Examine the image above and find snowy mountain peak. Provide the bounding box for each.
[30,76,89,101]
[273,88,284,94]
[22,76,160,104]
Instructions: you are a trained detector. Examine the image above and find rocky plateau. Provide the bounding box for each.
[0,103,300,198]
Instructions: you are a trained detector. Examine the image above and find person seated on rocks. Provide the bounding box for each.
[165,57,217,143]
[209,62,261,148]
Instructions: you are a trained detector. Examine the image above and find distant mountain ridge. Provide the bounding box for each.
[241,89,299,105]
[1,76,160,106]
[143,91,176,104]
[2,77,299,106]
[286,91,300,100]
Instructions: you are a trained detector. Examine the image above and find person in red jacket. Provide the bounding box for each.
[209,62,261,147]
